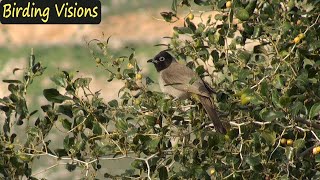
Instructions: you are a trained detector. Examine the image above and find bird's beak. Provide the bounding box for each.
[147,59,154,63]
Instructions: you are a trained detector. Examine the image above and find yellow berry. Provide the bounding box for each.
[135,73,142,80]
[95,57,101,64]
[293,37,301,44]
[316,146,320,153]
[298,33,305,39]
[127,63,134,69]
[286,139,293,146]
[187,13,194,20]
[7,144,14,149]
[77,124,84,131]
[210,169,215,175]
[280,138,287,145]
[226,1,232,8]
[313,147,319,155]
[134,99,141,105]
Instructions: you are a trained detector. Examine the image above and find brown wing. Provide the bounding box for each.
[161,61,211,97]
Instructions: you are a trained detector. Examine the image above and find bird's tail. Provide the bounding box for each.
[199,96,226,134]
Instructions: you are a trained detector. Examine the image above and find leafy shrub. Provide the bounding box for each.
[1,0,320,179]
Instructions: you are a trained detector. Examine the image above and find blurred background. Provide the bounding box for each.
[0,0,184,179]
[0,0,184,104]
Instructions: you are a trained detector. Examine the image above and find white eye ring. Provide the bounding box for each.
[159,57,165,61]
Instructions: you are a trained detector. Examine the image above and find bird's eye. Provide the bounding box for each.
[159,57,165,61]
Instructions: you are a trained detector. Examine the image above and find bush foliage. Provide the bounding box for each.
[1,0,320,179]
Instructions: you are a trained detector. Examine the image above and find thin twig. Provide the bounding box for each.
[269,128,286,161]
[32,163,65,177]
[250,75,269,89]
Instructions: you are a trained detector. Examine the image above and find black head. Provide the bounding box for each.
[147,51,175,72]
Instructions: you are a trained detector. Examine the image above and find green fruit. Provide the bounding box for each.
[115,73,122,80]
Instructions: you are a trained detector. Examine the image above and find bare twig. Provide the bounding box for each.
[269,128,286,161]
[32,163,66,177]
[251,75,269,89]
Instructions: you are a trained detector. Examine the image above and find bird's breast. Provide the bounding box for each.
[158,73,190,99]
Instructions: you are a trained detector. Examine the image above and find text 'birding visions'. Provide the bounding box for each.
[0,0,101,24]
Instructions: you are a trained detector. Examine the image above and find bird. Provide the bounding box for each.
[147,50,226,134]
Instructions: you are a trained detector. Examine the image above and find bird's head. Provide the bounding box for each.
[147,50,174,72]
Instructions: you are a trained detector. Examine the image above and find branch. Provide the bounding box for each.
[294,117,320,130]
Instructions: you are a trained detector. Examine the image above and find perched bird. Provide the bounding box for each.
[148,50,226,134]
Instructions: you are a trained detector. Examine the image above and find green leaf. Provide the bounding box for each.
[160,12,175,22]
[261,131,276,145]
[63,136,74,150]
[115,119,128,132]
[290,101,306,116]
[93,122,103,135]
[54,148,68,157]
[245,0,257,15]
[279,96,291,108]
[50,73,66,87]
[214,14,224,21]
[108,99,118,108]
[285,146,294,160]
[309,102,320,119]
[303,59,315,68]
[146,77,154,85]
[237,50,251,63]
[74,78,92,88]
[271,89,282,108]
[196,65,206,76]
[293,139,305,152]
[43,89,71,103]
[148,138,160,150]
[260,109,285,122]
[3,80,22,84]
[194,0,211,6]
[158,166,168,180]
[260,81,269,97]
[57,105,73,118]
[246,155,261,167]
[236,8,250,21]
[252,26,262,38]
[173,26,193,34]
[66,163,77,172]
[145,115,157,126]
[131,159,144,169]
[211,50,219,61]
[171,0,177,12]
[61,119,72,130]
